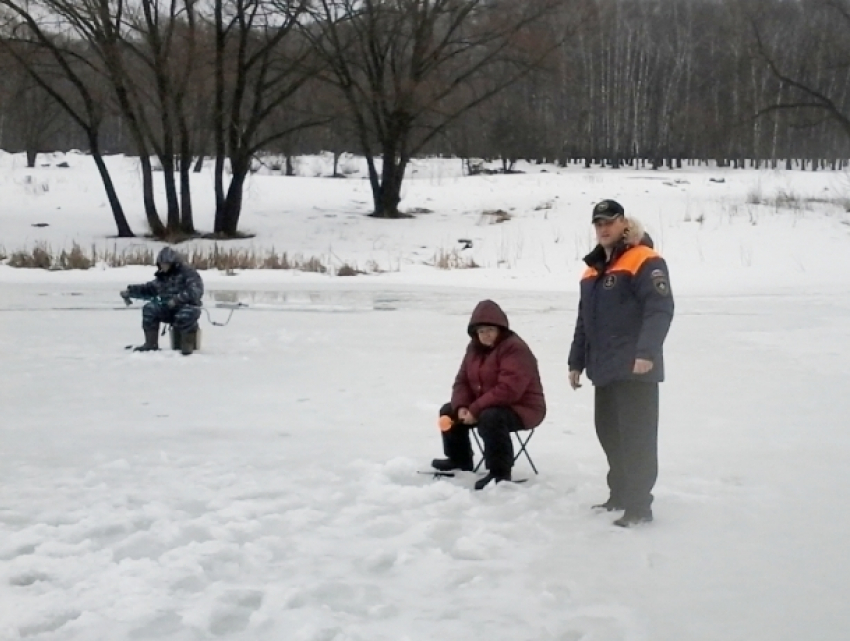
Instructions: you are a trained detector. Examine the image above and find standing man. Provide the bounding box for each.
[568,200,674,527]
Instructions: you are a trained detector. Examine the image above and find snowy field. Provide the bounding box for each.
[3,150,850,292]
[2,153,850,640]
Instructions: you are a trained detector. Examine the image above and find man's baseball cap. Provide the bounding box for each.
[592,199,625,222]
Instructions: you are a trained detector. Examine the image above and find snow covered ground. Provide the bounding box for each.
[2,153,850,640]
[3,150,850,293]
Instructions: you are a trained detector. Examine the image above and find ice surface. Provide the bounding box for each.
[2,283,849,640]
[2,153,850,639]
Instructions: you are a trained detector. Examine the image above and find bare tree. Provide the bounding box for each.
[750,0,850,143]
[0,0,173,235]
[213,0,318,234]
[119,0,204,235]
[210,0,325,236]
[303,0,565,218]
[0,59,66,167]
[0,18,136,236]
[5,0,850,239]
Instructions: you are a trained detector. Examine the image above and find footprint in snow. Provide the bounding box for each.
[0,543,37,560]
[208,589,264,636]
[9,570,50,587]
[18,611,81,637]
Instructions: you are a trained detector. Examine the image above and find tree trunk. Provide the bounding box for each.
[219,165,248,236]
[194,119,212,173]
[363,151,381,212]
[106,63,164,236]
[213,155,227,233]
[179,161,193,234]
[161,155,181,231]
[179,145,194,234]
[371,149,408,218]
[178,116,195,234]
[26,149,37,168]
[213,0,226,231]
[139,155,166,237]
[90,136,133,237]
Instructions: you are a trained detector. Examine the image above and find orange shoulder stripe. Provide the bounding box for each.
[609,245,659,275]
[580,246,659,281]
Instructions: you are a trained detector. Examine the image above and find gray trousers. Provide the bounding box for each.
[595,381,659,513]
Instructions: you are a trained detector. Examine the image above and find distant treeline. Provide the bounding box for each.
[1,0,848,235]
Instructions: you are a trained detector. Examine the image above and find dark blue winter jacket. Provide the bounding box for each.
[568,235,674,387]
[127,247,204,307]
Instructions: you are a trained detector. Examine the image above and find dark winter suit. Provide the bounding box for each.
[127,254,204,334]
[569,236,674,514]
[441,300,546,476]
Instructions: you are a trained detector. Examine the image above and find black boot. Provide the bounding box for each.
[134,327,159,352]
[431,458,473,472]
[474,470,511,490]
[180,330,197,356]
[613,509,653,528]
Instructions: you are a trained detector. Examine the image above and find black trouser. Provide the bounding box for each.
[594,381,659,513]
[439,403,523,476]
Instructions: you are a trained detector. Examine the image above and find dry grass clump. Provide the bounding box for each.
[1,242,333,272]
[2,242,438,275]
[431,248,479,269]
[103,246,156,266]
[336,263,365,276]
[746,189,850,212]
[480,209,512,224]
[8,244,53,268]
[57,244,93,269]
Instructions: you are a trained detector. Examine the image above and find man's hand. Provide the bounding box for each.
[569,370,582,390]
[166,297,178,309]
[458,408,476,425]
[633,359,654,375]
[120,290,132,306]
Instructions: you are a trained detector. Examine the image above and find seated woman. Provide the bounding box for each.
[433,300,546,489]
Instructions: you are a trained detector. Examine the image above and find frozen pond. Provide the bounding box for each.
[2,282,849,641]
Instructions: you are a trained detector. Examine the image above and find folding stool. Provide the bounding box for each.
[471,427,539,475]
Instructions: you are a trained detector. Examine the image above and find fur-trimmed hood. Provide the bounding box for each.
[623,217,653,248]
[583,217,654,271]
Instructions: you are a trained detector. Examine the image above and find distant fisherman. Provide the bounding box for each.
[121,247,204,355]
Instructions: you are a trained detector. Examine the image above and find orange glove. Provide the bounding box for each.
[438,415,453,432]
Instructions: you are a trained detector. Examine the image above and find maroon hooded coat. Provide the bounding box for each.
[451,300,546,429]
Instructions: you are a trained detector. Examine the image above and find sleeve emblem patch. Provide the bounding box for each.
[651,271,670,296]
